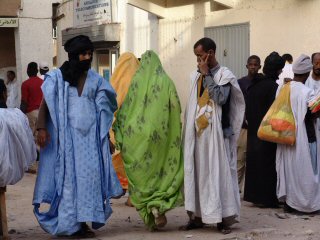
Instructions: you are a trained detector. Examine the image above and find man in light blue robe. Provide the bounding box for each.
[33,35,122,237]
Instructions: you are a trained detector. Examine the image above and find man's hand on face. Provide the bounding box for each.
[198,53,210,76]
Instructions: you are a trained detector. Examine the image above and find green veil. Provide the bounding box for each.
[113,50,184,229]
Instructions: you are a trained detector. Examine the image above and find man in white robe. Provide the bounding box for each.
[305,52,320,170]
[277,54,294,86]
[276,54,320,213]
[183,37,245,234]
[5,71,20,108]
[0,79,36,187]
[306,52,320,91]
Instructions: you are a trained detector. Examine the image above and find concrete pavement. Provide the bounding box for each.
[4,174,320,240]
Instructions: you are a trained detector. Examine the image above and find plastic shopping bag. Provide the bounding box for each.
[308,90,320,113]
[257,83,296,145]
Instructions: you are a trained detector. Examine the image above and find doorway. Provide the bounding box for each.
[205,23,250,79]
[95,48,119,82]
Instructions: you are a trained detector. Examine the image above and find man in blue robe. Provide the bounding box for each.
[33,35,122,238]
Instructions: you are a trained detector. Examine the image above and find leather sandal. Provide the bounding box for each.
[179,220,204,231]
[217,222,232,234]
[152,208,167,228]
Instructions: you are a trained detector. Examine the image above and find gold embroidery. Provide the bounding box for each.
[195,75,213,136]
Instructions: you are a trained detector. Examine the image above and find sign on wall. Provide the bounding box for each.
[74,0,112,27]
[0,18,18,28]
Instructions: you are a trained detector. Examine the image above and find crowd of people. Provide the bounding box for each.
[1,34,320,238]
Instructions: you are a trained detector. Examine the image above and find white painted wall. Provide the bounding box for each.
[15,0,53,83]
[118,2,159,58]
[55,0,320,112]
[56,0,159,66]
[55,0,73,66]
[157,0,320,110]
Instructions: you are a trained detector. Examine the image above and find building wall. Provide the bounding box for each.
[118,2,159,58]
[55,0,320,111]
[157,0,320,110]
[56,0,159,65]
[15,0,53,82]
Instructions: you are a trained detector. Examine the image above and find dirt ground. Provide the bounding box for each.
[3,173,320,240]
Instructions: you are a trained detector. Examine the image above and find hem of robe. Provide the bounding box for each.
[186,207,239,224]
[243,195,278,206]
[279,196,320,213]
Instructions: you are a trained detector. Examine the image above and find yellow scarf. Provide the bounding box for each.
[196,75,213,136]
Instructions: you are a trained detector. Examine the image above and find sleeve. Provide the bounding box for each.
[95,77,118,139]
[204,75,231,105]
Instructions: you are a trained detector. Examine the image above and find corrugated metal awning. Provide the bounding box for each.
[61,23,120,45]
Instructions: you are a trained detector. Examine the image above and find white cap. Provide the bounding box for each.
[39,61,49,71]
[292,54,312,74]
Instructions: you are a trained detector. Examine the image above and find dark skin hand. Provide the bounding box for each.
[37,128,50,148]
[197,52,210,75]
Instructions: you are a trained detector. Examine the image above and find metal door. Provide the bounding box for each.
[205,23,249,79]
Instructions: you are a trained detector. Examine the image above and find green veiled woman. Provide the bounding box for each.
[113,50,184,230]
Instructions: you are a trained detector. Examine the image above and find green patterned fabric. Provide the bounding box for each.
[113,50,184,229]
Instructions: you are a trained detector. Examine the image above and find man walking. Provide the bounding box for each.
[21,62,43,134]
[182,37,245,234]
[33,35,122,237]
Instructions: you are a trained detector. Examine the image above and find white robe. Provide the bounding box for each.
[277,64,294,86]
[276,81,320,212]
[305,74,320,92]
[183,67,245,224]
[0,108,37,187]
[6,79,20,108]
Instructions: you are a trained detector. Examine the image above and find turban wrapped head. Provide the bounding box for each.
[60,35,94,86]
[263,51,285,80]
[64,35,94,60]
[292,54,312,74]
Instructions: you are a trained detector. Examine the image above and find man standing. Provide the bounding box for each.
[305,52,320,91]
[237,55,262,191]
[277,53,294,86]
[244,52,285,208]
[6,70,19,108]
[39,61,49,80]
[21,62,43,137]
[33,35,122,237]
[183,37,245,234]
[276,54,320,213]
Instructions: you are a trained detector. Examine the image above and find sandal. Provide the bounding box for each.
[217,222,232,234]
[179,220,204,231]
[152,208,167,228]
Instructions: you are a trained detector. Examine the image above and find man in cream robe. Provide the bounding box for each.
[276,54,320,213]
[183,38,245,233]
[306,52,320,91]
